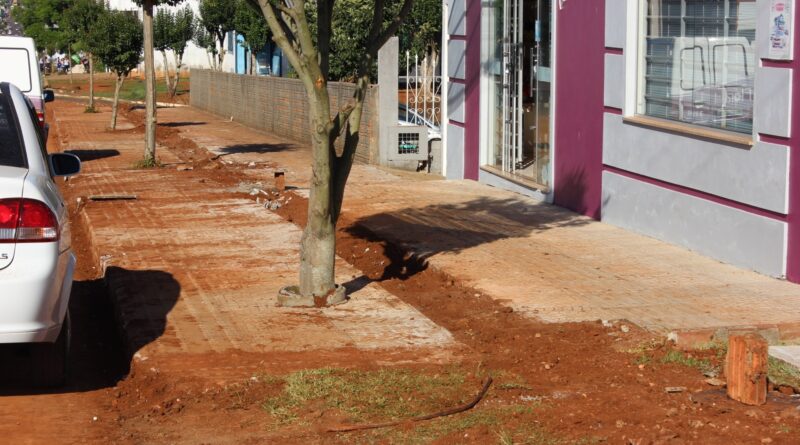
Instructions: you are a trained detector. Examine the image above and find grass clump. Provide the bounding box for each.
[132,157,161,169]
[768,357,800,389]
[260,367,466,425]
[259,367,558,444]
[660,350,717,374]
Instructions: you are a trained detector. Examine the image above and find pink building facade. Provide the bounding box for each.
[442,0,800,281]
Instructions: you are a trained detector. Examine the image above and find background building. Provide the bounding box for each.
[443,0,800,282]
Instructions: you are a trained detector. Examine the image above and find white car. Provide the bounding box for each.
[0,82,80,386]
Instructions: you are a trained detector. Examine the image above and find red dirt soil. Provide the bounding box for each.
[119,104,800,444]
[8,101,795,444]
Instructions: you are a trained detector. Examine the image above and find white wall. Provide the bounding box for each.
[107,0,235,72]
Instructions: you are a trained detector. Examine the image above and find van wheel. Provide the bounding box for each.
[32,310,71,388]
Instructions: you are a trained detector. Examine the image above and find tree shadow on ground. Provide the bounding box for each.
[65,149,120,162]
[217,143,297,157]
[102,267,180,360]
[343,169,595,283]
[159,121,205,128]
[0,268,179,395]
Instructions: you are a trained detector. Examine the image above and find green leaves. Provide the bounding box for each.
[233,0,271,53]
[11,0,71,52]
[61,0,104,52]
[91,9,144,77]
[153,6,194,57]
[198,0,236,41]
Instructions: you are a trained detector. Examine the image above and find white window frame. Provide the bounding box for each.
[632,0,757,136]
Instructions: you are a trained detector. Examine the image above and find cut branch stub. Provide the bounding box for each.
[725,333,768,406]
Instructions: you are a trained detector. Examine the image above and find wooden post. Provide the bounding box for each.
[274,171,286,191]
[725,333,768,406]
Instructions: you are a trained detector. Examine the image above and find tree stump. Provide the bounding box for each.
[274,171,286,191]
[725,333,768,405]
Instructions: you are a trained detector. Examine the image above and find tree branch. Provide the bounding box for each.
[330,74,370,223]
[327,377,494,433]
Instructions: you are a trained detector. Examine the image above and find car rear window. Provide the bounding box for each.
[0,94,25,168]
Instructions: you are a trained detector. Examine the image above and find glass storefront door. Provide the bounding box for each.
[487,0,552,187]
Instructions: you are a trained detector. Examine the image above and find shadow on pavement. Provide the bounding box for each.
[0,279,127,395]
[345,194,592,282]
[103,267,181,361]
[218,143,296,156]
[65,149,121,162]
[0,268,180,395]
[159,121,205,128]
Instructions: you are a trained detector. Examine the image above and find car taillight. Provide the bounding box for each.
[0,199,59,243]
[37,111,46,128]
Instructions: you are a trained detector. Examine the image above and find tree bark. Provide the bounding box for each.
[88,53,95,110]
[299,89,336,298]
[161,50,173,96]
[216,34,226,71]
[110,75,124,130]
[171,53,183,97]
[68,47,74,84]
[143,0,157,163]
[206,51,215,70]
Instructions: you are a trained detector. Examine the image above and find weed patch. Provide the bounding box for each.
[660,350,717,374]
[257,367,559,443]
[132,158,161,169]
[768,357,800,389]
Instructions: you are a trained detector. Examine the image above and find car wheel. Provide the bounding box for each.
[32,310,71,388]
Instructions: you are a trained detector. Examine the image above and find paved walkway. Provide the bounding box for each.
[51,101,458,380]
[156,105,800,345]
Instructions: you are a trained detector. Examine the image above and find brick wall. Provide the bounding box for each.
[190,69,378,164]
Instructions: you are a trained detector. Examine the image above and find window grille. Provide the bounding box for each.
[397,132,420,155]
[640,0,756,134]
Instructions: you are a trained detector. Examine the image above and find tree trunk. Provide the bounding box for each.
[88,53,95,110]
[110,75,124,130]
[206,51,215,70]
[161,50,173,96]
[68,47,74,84]
[217,36,226,71]
[299,91,336,298]
[171,53,183,97]
[143,0,157,163]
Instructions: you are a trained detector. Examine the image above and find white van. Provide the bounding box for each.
[0,36,54,129]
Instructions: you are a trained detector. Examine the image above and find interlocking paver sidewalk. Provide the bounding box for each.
[51,101,458,380]
[157,105,800,345]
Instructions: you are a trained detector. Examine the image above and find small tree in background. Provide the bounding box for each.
[133,0,184,166]
[91,9,143,130]
[169,5,196,96]
[198,0,236,71]
[12,0,71,55]
[192,24,218,70]
[62,0,104,112]
[233,0,271,75]
[244,0,413,302]
[153,7,175,94]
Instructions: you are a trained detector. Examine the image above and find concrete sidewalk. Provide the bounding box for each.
[157,105,800,345]
[51,101,459,380]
